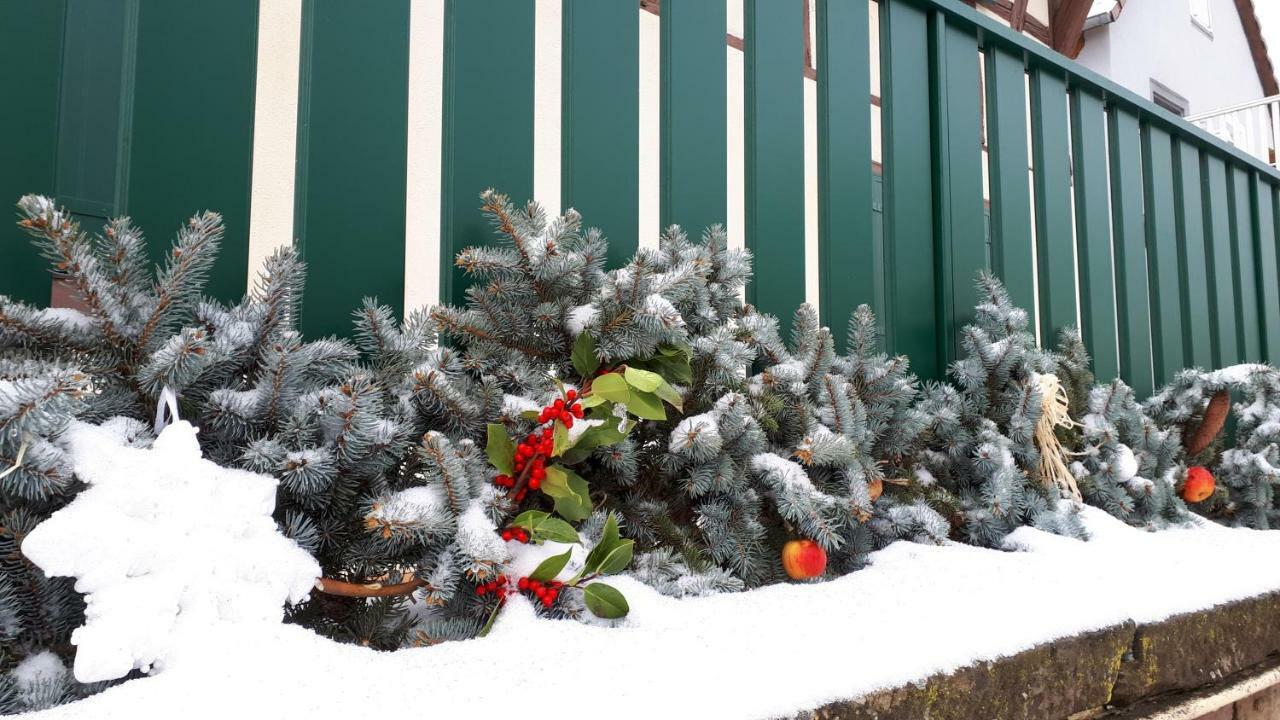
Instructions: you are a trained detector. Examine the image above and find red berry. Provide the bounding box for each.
[497,574,507,585]
[542,427,553,439]
[572,404,584,419]
[541,596,554,607]
[526,434,537,444]
[476,586,486,596]
[529,477,541,490]
[518,577,529,590]
[566,389,577,401]
[554,399,565,410]
[501,530,512,541]
[563,416,574,429]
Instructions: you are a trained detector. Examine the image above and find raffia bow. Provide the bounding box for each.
[1033,372,1082,502]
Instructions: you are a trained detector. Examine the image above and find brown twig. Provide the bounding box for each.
[313,577,425,598]
[1185,389,1230,456]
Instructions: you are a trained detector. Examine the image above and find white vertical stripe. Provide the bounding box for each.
[803,77,819,311]
[404,0,445,313]
[534,0,563,215]
[246,0,303,284]
[727,39,747,252]
[637,8,661,249]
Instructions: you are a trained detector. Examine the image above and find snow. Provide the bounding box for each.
[11,652,67,697]
[1115,444,1138,483]
[27,505,1280,720]
[369,486,445,523]
[565,304,599,335]
[21,420,319,684]
[751,452,814,491]
[1205,363,1270,385]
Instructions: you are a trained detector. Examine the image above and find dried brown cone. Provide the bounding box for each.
[1185,389,1230,457]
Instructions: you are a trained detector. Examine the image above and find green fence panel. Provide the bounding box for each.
[441,0,535,306]
[1253,175,1280,363]
[929,14,985,365]
[296,0,409,336]
[1029,67,1075,348]
[1172,141,1213,370]
[1070,88,1119,381]
[0,1,65,304]
[984,44,1034,316]
[880,0,938,379]
[128,0,259,302]
[660,0,726,238]
[563,0,637,264]
[1107,105,1153,397]
[816,0,875,342]
[744,0,805,331]
[1140,122,1184,386]
[1229,165,1263,362]
[1202,155,1239,368]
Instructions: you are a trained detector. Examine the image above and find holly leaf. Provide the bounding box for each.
[553,420,573,456]
[511,510,550,531]
[541,465,573,498]
[623,367,663,392]
[572,332,599,378]
[485,424,514,475]
[592,373,630,403]
[579,393,607,409]
[533,517,580,544]
[530,549,572,582]
[583,582,629,619]
[626,390,666,421]
[520,410,541,421]
[543,466,592,521]
[595,539,634,575]
[652,379,683,411]
[584,513,622,572]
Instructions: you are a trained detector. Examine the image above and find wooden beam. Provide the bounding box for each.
[1009,0,1029,31]
[1051,0,1094,58]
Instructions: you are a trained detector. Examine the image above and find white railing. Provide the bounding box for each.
[1187,95,1280,169]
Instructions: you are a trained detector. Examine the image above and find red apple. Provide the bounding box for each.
[1181,466,1215,504]
[782,539,827,580]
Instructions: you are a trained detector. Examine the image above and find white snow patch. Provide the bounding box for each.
[1205,363,1270,385]
[751,452,814,491]
[453,501,510,565]
[29,507,1280,720]
[914,466,937,487]
[565,304,599,335]
[1115,444,1138,483]
[370,486,446,523]
[22,420,319,684]
[12,651,67,694]
[502,394,541,416]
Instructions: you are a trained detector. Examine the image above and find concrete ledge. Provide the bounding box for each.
[794,592,1280,719]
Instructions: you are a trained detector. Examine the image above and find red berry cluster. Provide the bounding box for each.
[500,526,530,543]
[474,574,510,602]
[517,576,563,607]
[537,389,584,428]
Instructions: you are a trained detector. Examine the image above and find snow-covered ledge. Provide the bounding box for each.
[22,501,1280,720]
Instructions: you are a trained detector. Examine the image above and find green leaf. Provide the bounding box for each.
[595,539,634,575]
[552,420,573,456]
[520,410,541,421]
[485,424,514,475]
[530,549,572,582]
[541,465,573,498]
[579,393,607,408]
[583,582,630,619]
[652,379,683,411]
[511,510,550,531]
[592,373,630,404]
[584,512,621,571]
[623,366,663,392]
[626,390,666,421]
[574,423,627,452]
[572,332,599,378]
[533,517,580,544]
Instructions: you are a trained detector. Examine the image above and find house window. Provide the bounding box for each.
[1151,80,1190,116]
[1190,0,1213,35]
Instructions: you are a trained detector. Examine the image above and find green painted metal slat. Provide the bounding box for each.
[984,44,1034,315]
[1202,155,1239,368]
[0,1,65,304]
[1029,67,1076,348]
[1140,122,1184,386]
[660,0,726,237]
[816,0,875,341]
[880,0,938,379]
[441,0,534,306]
[128,0,259,302]
[1172,141,1213,370]
[743,0,805,332]
[563,0,637,265]
[1253,176,1280,363]
[1107,106,1154,397]
[929,14,985,365]
[1229,166,1263,362]
[296,0,409,336]
[1069,88,1119,381]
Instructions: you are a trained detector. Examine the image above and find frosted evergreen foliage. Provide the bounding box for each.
[1076,380,1187,529]
[1148,365,1280,529]
[916,274,1085,546]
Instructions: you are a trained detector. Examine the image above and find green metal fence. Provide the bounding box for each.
[4,0,1280,397]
